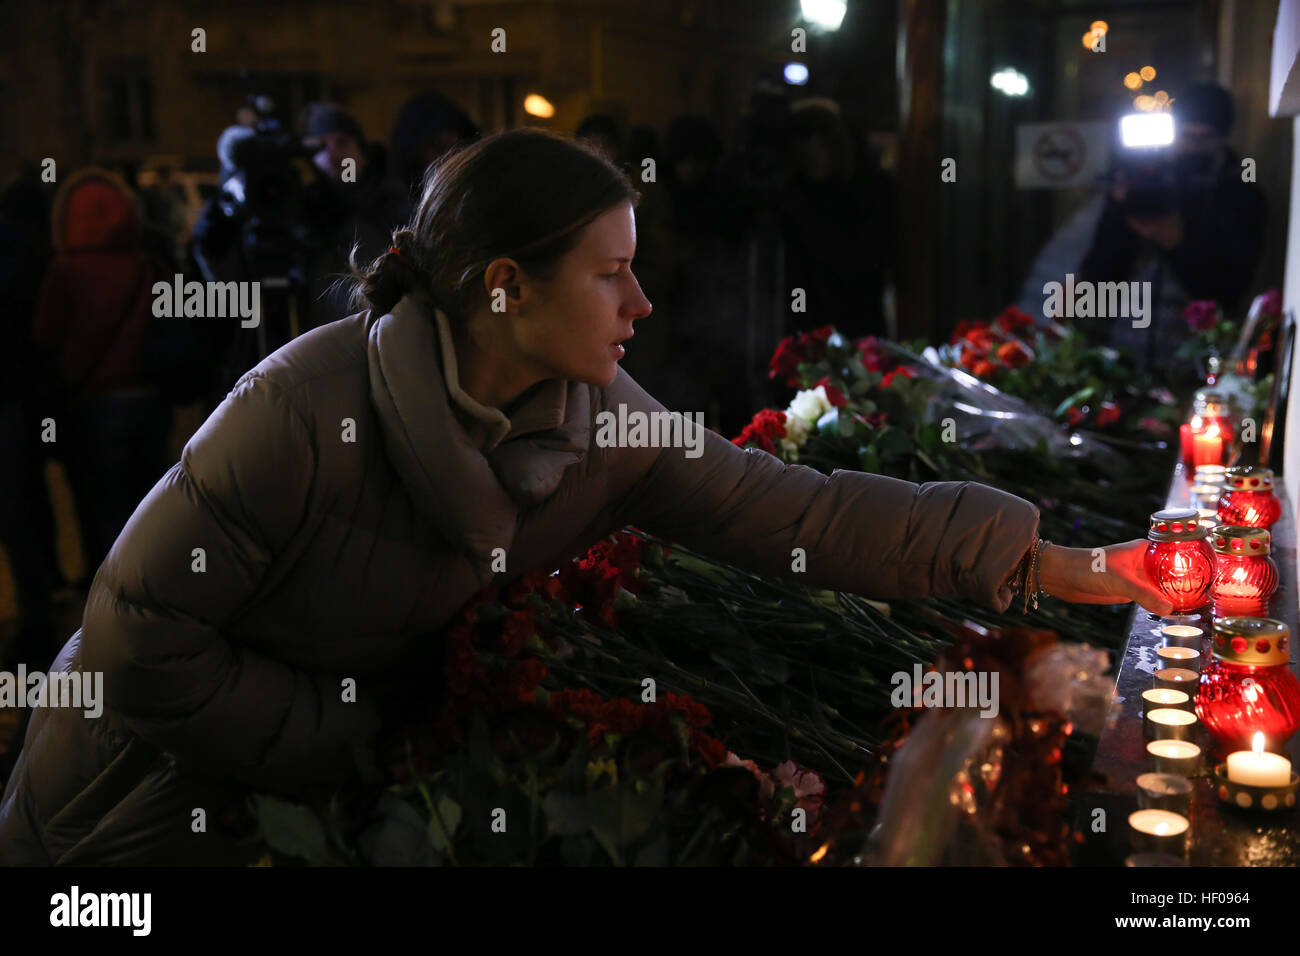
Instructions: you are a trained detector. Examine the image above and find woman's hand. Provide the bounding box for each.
[1038,540,1175,617]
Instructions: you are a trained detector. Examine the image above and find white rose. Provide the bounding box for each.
[787,386,831,425]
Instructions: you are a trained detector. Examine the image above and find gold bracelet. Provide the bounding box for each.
[1022,536,1045,614]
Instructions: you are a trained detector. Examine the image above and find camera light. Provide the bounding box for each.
[800,0,846,31]
[990,67,1030,97]
[784,62,810,85]
[1120,112,1174,148]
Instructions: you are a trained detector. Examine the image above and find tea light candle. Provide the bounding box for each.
[1144,707,1199,741]
[1226,733,1292,788]
[1149,739,1202,776]
[1129,809,1189,855]
[1190,483,1222,501]
[1143,687,1193,712]
[1161,624,1203,646]
[1155,667,1200,693]
[1157,646,1201,671]
[1137,772,1193,815]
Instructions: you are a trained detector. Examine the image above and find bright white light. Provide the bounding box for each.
[990,68,1030,97]
[801,0,846,31]
[1120,112,1174,148]
[784,62,810,85]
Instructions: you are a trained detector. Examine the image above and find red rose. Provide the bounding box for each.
[1096,401,1121,427]
[1256,289,1282,318]
[768,338,803,386]
[995,340,1031,369]
[1066,406,1086,427]
[731,409,787,454]
[995,306,1035,332]
[972,360,997,379]
[1184,300,1219,331]
[965,328,997,351]
[815,376,848,408]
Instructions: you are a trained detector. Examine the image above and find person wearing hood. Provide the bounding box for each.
[0,130,1174,864]
[299,103,408,333]
[29,166,173,580]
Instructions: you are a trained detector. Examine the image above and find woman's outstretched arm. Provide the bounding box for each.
[603,369,1173,615]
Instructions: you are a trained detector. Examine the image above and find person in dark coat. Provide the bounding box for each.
[0,129,1174,864]
[1077,83,1267,374]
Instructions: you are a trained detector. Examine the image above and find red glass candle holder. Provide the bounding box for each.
[1144,508,1216,613]
[1182,394,1234,468]
[1197,617,1300,753]
[1211,525,1278,612]
[1217,466,1282,529]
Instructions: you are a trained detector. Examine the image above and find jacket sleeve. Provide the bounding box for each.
[79,372,381,791]
[604,370,1040,611]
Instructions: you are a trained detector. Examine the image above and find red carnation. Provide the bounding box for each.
[732,409,788,455]
[995,340,1032,369]
[815,376,848,408]
[879,366,915,388]
[768,337,803,386]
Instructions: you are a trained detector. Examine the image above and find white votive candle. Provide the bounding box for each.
[1129,809,1189,854]
[1157,646,1201,670]
[1148,739,1202,775]
[1155,667,1200,692]
[1148,739,1201,776]
[1226,733,1292,788]
[1137,772,1193,815]
[1161,625,1203,647]
[1143,688,1192,712]
[1145,707,1198,741]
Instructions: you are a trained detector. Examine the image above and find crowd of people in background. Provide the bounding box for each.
[0,84,896,696]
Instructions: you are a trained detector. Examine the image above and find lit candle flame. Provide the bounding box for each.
[1253,732,1265,755]
[809,842,829,863]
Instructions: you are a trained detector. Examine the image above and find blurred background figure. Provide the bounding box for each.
[387,91,480,220]
[1077,83,1267,378]
[781,98,890,341]
[0,176,57,675]
[31,167,172,579]
[576,113,624,164]
[298,102,407,331]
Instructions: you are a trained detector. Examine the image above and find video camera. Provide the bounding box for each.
[215,94,323,276]
[1109,113,1221,220]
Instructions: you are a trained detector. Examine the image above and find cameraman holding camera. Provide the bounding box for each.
[1077,83,1267,377]
[191,100,404,394]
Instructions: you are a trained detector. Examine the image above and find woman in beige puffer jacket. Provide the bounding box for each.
[0,129,1172,865]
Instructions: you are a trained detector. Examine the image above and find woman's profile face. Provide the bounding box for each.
[511,201,653,388]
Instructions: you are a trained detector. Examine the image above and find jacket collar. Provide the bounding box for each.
[366,292,591,581]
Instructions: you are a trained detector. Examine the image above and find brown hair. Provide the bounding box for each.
[350,127,640,321]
